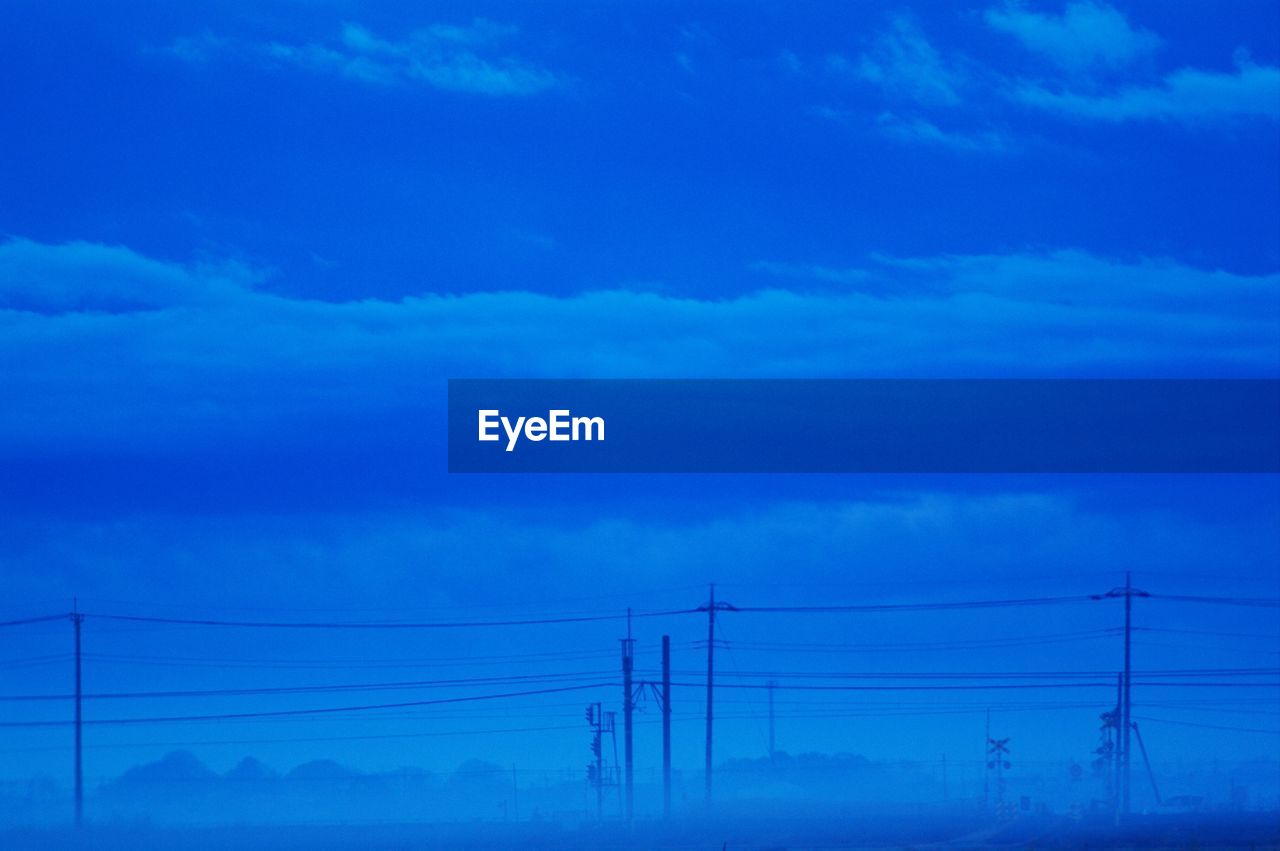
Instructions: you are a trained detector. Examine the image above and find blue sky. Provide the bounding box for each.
[1,0,1278,806]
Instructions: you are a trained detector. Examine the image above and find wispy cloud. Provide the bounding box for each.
[984,3,1278,125]
[811,105,1008,152]
[168,20,560,96]
[833,15,964,107]
[1011,52,1280,124]
[874,112,1010,152]
[811,3,1277,139]
[821,15,1014,150]
[985,1,1160,74]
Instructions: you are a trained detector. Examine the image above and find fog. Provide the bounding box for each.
[3,747,1277,849]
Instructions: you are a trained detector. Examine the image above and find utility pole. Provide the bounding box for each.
[767,680,776,758]
[696,584,734,808]
[661,634,672,820]
[1123,572,1132,816]
[705,584,715,807]
[983,710,990,810]
[704,584,715,807]
[621,609,635,825]
[1095,572,1148,817]
[72,602,84,830]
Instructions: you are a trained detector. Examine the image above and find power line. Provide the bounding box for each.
[646,667,1280,681]
[1133,716,1280,735]
[0,614,69,628]
[0,723,588,754]
[1135,641,1280,656]
[0,703,1133,755]
[0,683,617,728]
[0,670,616,702]
[1149,594,1280,607]
[0,653,72,669]
[74,584,706,615]
[79,609,697,630]
[663,680,1280,692]
[78,648,619,670]
[8,700,1273,757]
[6,589,1279,631]
[731,595,1097,613]
[1137,627,1280,640]
[705,629,1119,653]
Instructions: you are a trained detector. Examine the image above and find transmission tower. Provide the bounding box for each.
[1092,674,1121,814]
[584,702,616,820]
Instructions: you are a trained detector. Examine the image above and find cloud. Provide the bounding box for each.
[985,1,1160,74]
[1011,52,1280,124]
[165,31,228,65]
[812,6,1275,134]
[866,249,1280,315]
[810,105,1009,152]
[873,112,1009,152]
[834,15,964,107]
[9,492,1276,614]
[748,261,872,287]
[0,237,258,314]
[168,20,560,96]
[0,239,1276,452]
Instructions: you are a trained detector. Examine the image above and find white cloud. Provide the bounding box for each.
[0,238,259,313]
[165,31,228,64]
[168,19,560,96]
[1012,53,1280,124]
[812,6,1275,134]
[835,15,964,107]
[810,104,1009,152]
[986,1,1160,74]
[868,249,1280,315]
[0,239,1276,451]
[874,112,1009,152]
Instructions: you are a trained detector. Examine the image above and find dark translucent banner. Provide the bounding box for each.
[447,379,1280,473]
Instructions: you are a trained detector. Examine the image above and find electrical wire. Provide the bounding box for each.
[728,595,1097,613]
[1149,594,1280,607]
[0,670,616,702]
[0,614,69,628]
[0,683,617,729]
[80,608,698,629]
[1133,715,1280,735]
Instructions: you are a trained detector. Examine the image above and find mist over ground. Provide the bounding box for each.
[4,746,1278,848]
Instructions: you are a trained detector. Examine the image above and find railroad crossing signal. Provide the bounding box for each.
[987,737,1011,770]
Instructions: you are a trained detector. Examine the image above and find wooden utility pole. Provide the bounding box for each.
[662,634,672,819]
[72,605,84,829]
